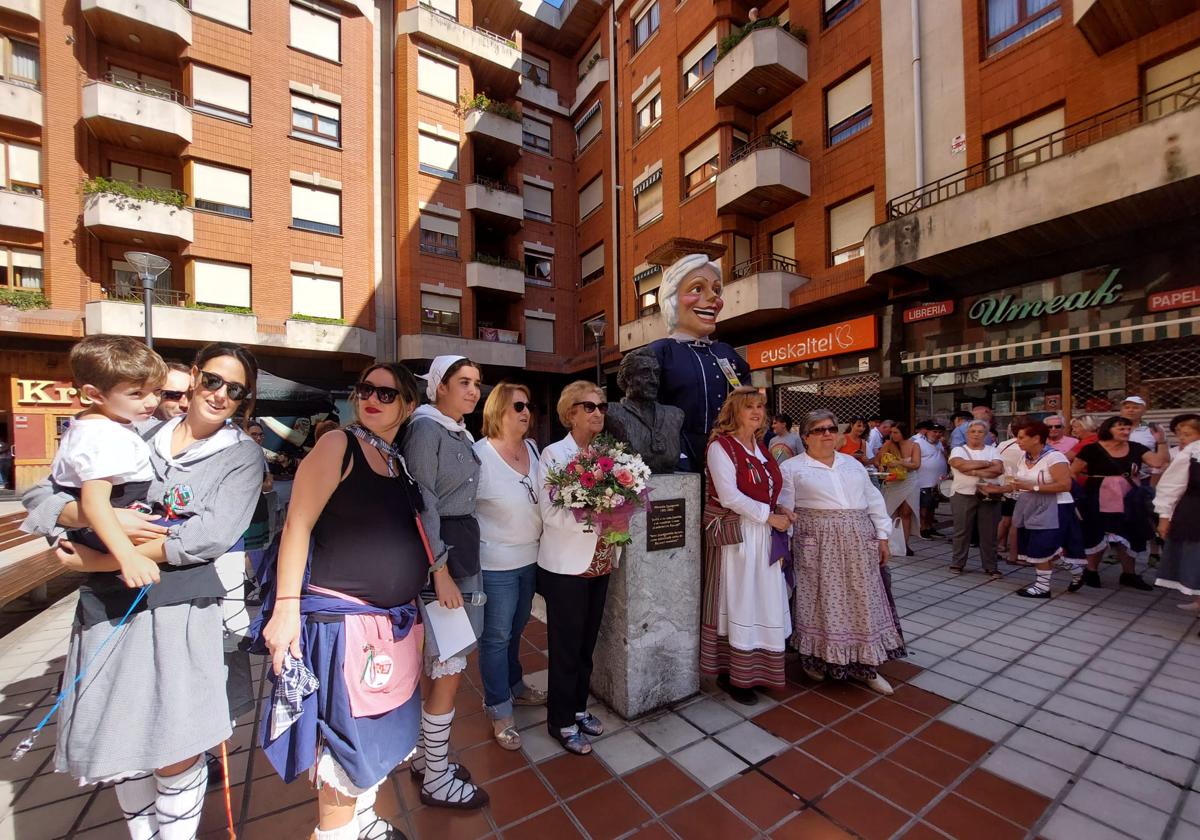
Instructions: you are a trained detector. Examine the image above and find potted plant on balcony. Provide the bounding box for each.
[0,288,49,310]
[83,177,188,213]
[459,92,521,122]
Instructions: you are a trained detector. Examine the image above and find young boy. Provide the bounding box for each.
[50,335,167,588]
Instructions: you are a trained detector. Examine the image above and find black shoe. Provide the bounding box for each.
[1082,569,1102,588]
[905,547,916,557]
[1120,573,1154,592]
[1067,577,1085,593]
[920,530,932,539]
[717,673,758,706]
[409,760,472,782]
[1016,587,1051,599]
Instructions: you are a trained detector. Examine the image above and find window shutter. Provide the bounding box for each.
[1145,45,1200,96]
[829,192,875,254]
[680,29,717,73]
[826,66,871,127]
[292,183,341,226]
[418,133,459,175]
[290,3,340,61]
[636,179,662,226]
[578,177,603,220]
[734,235,751,266]
[192,260,251,307]
[771,226,795,260]
[524,184,552,219]
[575,103,602,149]
[683,133,719,175]
[772,115,793,138]
[580,243,604,278]
[419,213,459,237]
[192,65,250,115]
[292,93,339,120]
[8,142,39,185]
[421,292,460,313]
[523,115,551,140]
[192,0,249,28]
[525,316,554,353]
[193,163,250,209]
[11,249,42,269]
[417,53,458,101]
[292,273,342,318]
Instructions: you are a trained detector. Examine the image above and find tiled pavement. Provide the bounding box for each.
[3,535,1200,839]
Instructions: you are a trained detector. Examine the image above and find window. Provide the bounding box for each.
[192,162,251,218]
[291,92,340,145]
[634,86,662,138]
[290,1,340,62]
[635,264,662,316]
[632,1,660,51]
[526,314,554,353]
[421,291,460,335]
[192,65,250,123]
[417,52,458,103]
[581,315,606,349]
[0,36,39,88]
[522,54,550,86]
[578,41,602,80]
[985,1,1060,56]
[0,247,43,290]
[0,140,40,194]
[418,132,459,179]
[1143,46,1200,120]
[826,65,872,146]
[524,182,552,222]
[522,114,551,154]
[578,176,603,221]
[292,272,342,319]
[291,183,342,234]
[771,226,795,261]
[575,102,602,152]
[823,0,863,28]
[771,114,793,144]
[113,259,174,302]
[682,133,719,198]
[191,0,249,29]
[191,260,250,308]
[110,162,172,190]
[633,169,662,227]
[524,247,553,286]
[734,235,751,269]
[580,243,604,286]
[419,212,459,257]
[985,107,1064,180]
[681,30,717,96]
[828,192,874,265]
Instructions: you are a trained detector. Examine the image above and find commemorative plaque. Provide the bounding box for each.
[645,498,686,552]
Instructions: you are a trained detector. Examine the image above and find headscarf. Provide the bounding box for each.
[419,354,466,403]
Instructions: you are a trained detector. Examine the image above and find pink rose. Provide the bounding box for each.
[591,469,605,482]
[579,472,597,489]
[615,469,635,488]
[597,456,615,472]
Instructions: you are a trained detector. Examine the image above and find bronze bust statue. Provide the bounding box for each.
[605,348,685,474]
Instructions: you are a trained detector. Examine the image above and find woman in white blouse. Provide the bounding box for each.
[473,382,546,751]
[780,410,907,696]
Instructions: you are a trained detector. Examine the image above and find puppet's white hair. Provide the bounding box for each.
[659,254,721,333]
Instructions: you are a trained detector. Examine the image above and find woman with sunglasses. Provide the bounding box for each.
[780,410,905,696]
[261,363,434,840]
[22,342,265,840]
[473,382,546,751]
[401,355,489,809]
[537,381,613,754]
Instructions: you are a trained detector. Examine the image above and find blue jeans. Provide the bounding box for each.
[479,565,537,720]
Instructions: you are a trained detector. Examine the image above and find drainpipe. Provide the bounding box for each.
[911,0,925,199]
[607,3,621,355]
[379,0,398,361]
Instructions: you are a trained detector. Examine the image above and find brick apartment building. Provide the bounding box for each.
[1,0,1198,489]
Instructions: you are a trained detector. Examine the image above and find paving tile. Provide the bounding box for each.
[890,684,954,716]
[812,680,879,709]
[983,675,1051,706]
[566,779,652,840]
[482,767,554,828]
[1059,679,1131,712]
[937,704,1014,742]
[626,822,674,840]
[760,749,841,801]
[624,759,702,815]
[799,730,874,775]
[458,739,530,783]
[1041,805,1139,840]
[1064,779,1172,839]
[518,725,565,763]
[1005,726,1091,773]
[590,728,661,776]
[1075,667,1148,698]
[771,808,856,839]
[924,793,1026,840]
[638,712,706,753]
[895,822,955,839]
[751,705,821,743]
[585,703,629,737]
[1182,791,1200,825]
[663,794,756,840]
[1043,692,1120,729]
[1022,709,1107,750]
[502,804,583,840]
[877,660,925,683]
[1100,734,1196,785]
[1143,686,1200,716]
[961,688,1035,724]
[1128,698,1200,733]
[1114,715,1200,758]
[887,738,969,786]
[1082,755,1183,814]
[853,758,942,815]
[954,768,1052,827]
[407,803,493,840]
[916,720,993,762]
[818,782,910,840]
[672,738,748,789]
[715,771,802,831]
[929,658,995,685]
[980,747,1072,795]
[785,691,854,725]
[908,671,974,700]
[539,752,613,800]
[714,720,789,765]
[831,713,906,752]
[675,698,741,734]
[863,697,930,732]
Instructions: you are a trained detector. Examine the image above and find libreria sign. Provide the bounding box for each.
[968,269,1124,326]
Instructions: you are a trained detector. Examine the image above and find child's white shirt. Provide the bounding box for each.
[50,416,154,488]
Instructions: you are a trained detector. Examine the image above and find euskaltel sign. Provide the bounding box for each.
[968,268,1124,326]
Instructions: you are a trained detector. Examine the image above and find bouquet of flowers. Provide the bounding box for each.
[543,434,652,546]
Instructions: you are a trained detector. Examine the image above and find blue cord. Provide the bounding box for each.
[12,584,152,761]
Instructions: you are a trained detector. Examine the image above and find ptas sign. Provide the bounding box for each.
[968,269,1123,326]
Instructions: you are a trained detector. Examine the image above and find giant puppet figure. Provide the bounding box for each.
[649,252,751,471]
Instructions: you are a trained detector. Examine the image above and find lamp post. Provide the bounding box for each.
[588,317,607,389]
[123,251,170,350]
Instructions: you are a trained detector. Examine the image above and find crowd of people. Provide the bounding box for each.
[17,333,1200,840]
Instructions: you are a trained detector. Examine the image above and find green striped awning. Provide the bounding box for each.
[902,308,1200,372]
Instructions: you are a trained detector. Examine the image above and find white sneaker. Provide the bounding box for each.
[858,674,894,696]
[1177,602,1200,612]
[802,666,826,682]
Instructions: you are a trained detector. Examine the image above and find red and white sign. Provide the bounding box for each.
[903,300,954,323]
[1148,285,1200,314]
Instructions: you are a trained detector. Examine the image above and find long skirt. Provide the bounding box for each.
[56,599,231,783]
[1156,495,1200,595]
[790,508,906,680]
[882,476,921,540]
[1079,483,1151,558]
[1018,502,1086,566]
[700,517,790,689]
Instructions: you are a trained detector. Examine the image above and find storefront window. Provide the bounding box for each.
[914,360,1062,439]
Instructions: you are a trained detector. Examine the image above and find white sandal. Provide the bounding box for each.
[493,721,521,751]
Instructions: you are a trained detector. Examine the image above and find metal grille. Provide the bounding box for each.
[1071,341,1200,419]
[777,373,880,424]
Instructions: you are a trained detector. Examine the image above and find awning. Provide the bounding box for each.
[254,370,335,416]
[902,308,1200,372]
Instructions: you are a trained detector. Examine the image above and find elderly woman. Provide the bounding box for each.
[700,388,792,706]
[473,382,546,751]
[780,410,905,696]
[1155,416,1200,609]
[874,421,921,556]
[537,381,616,754]
[947,420,1004,578]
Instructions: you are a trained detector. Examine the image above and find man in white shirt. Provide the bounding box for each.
[947,420,1004,576]
[913,422,949,538]
[866,419,892,461]
[1121,396,1155,450]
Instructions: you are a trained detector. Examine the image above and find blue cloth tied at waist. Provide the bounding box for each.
[300,592,418,641]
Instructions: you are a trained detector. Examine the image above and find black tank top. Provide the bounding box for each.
[308,431,428,607]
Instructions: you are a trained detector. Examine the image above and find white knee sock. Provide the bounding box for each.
[1026,569,1053,594]
[355,784,394,840]
[315,818,361,840]
[114,773,158,840]
[421,708,481,805]
[154,757,207,840]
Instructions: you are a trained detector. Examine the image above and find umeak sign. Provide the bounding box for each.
[747,315,877,370]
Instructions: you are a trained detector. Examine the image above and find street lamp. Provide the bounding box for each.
[588,317,607,388]
[123,251,170,350]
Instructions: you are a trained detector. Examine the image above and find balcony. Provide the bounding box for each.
[463,107,522,167]
[82,76,192,154]
[574,57,608,110]
[618,311,668,352]
[400,332,526,368]
[867,73,1200,285]
[714,23,808,113]
[467,256,524,296]
[0,79,42,127]
[716,135,811,219]
[1074,0,1196,56]
[0,189,44,233]
[465,177,523,231]
[0,0,40,19]
[398,4,521,97]
[518,76,565,115]
[720,254,808,329]
[83,185,193,248]
[510,0,604,54]
[81,0,191,60]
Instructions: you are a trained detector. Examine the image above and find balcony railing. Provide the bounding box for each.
[473,253,522,271]
[102,286,190,307]
[473,175,519,194]
[479,326,520,344]
[417,1,516,48]
[473,25,517,49]
[887,70,1200,219]
[731,253,799,279]
[730,132,798,165]
[98,71,190,105]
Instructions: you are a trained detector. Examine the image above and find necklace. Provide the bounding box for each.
[494,438,527,467]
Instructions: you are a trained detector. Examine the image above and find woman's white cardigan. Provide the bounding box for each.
[536,434,609,576]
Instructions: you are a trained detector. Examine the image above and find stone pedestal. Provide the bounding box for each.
[591,472,702,720]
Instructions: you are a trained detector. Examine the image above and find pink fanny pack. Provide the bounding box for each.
[1098,475,1131,514]
[308,585,422,718]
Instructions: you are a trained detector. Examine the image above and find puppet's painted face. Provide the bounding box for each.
[676,267,724,338]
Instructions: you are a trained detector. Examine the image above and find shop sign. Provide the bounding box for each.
[968,269,1123,326]
[1148,285,1200,313]
[746,315,876,370]
[903,300,954,323]
[14,380,91,408]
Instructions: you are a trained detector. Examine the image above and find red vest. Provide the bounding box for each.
[706,434,783,509]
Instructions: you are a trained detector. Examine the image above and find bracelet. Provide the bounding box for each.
[275,595,301,601]
[429,553,449,573]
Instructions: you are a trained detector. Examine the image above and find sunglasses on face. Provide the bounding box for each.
[512,401,531,414]
[1046,424,1063,429]
[353,382,400,404]
[806,425,838,436]
[573,401,608,415]
[160,389,190,401]
[198,371,250,402]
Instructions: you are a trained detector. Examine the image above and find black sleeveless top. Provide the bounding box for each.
[308,431,428,607]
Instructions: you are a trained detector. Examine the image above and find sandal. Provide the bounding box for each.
[409,760,471,782]
[512,686,548,707]
[988,571,1004,581]
[551,725,592,755]
[493,721,521,752]
[575,712,604,737]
